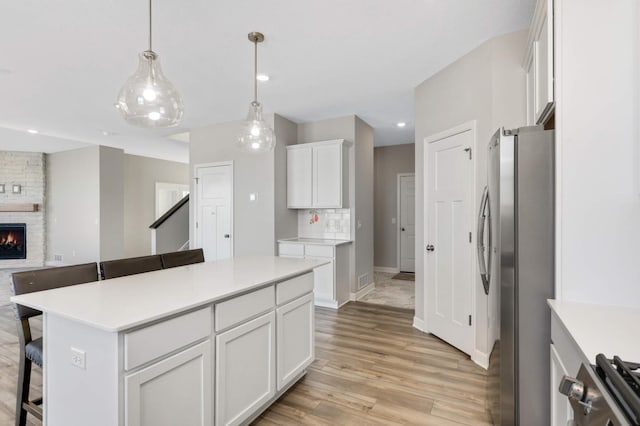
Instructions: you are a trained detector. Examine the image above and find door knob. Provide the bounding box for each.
[401,227,405,231]
[426,244,435,252]
[224,234,230,239]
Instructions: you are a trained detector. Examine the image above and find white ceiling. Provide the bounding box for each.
[0,0,535,163]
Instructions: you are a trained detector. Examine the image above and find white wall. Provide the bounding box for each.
[123,154,189,257]
[273,115,299,249]
[46,146,101,264]
[555,0,640,306]
[414,30,527,359]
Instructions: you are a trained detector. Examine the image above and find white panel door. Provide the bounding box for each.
[216,312,276,426]
[276,293,314,390]
[287,147,312,208]
[313,144,342,207]
[125,341,212,426]
[399,174,416,272]
[195,164,232,261]
[426,130,474,356]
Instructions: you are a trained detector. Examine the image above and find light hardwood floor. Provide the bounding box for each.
[0,272,491,426]
[254,303,492,425]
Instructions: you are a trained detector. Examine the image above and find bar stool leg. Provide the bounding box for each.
[15,356,31,426]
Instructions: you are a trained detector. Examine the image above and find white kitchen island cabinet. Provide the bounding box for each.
[11,256,324,426]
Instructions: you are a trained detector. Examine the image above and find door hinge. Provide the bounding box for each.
[464,147,472,159]
[193,177,199,184]
[469,232,472,243]
[196,221,199,229]
[469,315,472,326]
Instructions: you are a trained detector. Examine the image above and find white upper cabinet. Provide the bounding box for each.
[524,0,554,125]
[287,139,349,209]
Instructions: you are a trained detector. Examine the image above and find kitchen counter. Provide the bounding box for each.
[11,255,325,332]
[548,299,640,363]
[11,255,323,426]
[277,237,352,246]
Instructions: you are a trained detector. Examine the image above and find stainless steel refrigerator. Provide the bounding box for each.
[477,126,555,426]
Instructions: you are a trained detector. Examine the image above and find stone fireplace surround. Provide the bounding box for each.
[0,152,45,269]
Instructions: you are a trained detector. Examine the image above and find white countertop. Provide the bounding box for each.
[548,299,640,363]
[278,237,352,246]
[11,256,325,333]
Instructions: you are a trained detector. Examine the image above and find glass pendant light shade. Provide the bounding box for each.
[237,101,276,153]
[117,51,183,127]
[236,32,276,154]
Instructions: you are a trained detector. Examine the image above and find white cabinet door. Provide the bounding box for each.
[308,256,334,304]
[525,59,536,126]
[276,293,314,390]
[125,341,212,426]
[313,143,342,208]
[216,312,276,426]
[550,344,573,426]
[287,146,313,208]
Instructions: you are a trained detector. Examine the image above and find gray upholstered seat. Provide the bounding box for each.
[100,255,163,280]
[160,248,205,269]
[11,262,99,426]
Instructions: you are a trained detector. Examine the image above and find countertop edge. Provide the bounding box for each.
[277,238,353,246]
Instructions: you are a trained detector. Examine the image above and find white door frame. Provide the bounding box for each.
[423,120,479,363]
[396,173,415,273]
[192,161,234,257]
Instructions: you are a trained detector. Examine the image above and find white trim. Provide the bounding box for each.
[374,266,399,274]
[396,173,416,273]
[314,299,339,309]
[472,350,490,370]
[349,282,375,301]
[412,316,425,332]
[554,0,563,301]
[423,120,477,358]
[150,229,157,255]
[192,161,234,258]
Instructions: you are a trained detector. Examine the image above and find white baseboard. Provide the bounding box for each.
[349,282,375,301]
[412,316,426,332]
[472,349,490,370]
[374,266,400,274]
[314,299,339,309]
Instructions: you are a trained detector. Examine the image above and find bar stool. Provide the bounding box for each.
[99,254,163,280]
[160,248,205,269]
[10,262,99,426]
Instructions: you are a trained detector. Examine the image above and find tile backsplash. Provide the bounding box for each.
[298,209,351,240]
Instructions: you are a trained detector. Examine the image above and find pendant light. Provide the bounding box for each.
[236,32,276,153]
[116,0,183,127]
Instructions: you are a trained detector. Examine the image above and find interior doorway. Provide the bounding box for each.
[193,162,233,262]
[397,173,415,273]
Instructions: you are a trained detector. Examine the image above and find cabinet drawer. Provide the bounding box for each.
[124,306,212,371]
[551,312,584,377]
[279,243,304,258]
[276,273,314,306]
[215,286,275,332]
[304,244,334,258]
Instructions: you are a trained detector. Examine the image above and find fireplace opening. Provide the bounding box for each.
[0,223,26,260]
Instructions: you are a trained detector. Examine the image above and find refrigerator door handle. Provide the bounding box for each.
[477,185,491,295]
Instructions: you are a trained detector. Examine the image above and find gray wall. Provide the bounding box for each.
[298,115,375,293]
[273,115,299,249]
[414,30,527,357]
[155,201,189,254]
[99,146,124,261]
[373,144,415,269]
[123,154,189,257]
[189,114,296,256]
[46,146,101,264]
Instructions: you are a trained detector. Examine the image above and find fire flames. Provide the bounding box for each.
[0,232,16,245]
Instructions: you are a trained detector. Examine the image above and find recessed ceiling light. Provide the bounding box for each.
[396,122,407,128]
[256,74,270,82]
[27,129,39,134]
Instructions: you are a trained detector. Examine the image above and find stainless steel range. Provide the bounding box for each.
[560,354,640,425]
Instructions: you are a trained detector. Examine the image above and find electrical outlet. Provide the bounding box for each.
[70,347,86,369]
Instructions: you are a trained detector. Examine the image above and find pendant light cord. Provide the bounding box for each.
[148,0,153,52]
[253,39,258,104]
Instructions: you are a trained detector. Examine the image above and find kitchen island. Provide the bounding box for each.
[11,256,325,426]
